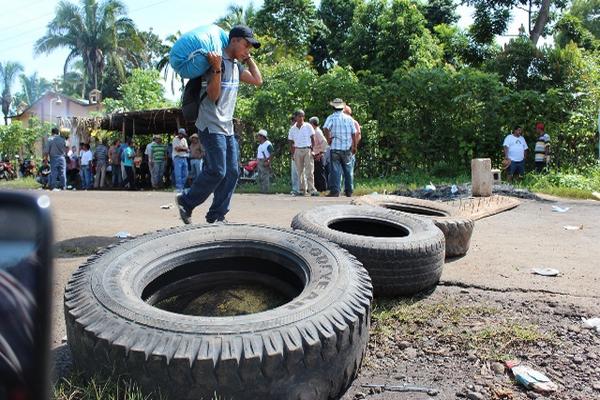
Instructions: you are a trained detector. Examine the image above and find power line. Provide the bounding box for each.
[0,12,53,33]
[0,0,178,58]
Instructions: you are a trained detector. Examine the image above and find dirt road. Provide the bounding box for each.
[39,190,600,399]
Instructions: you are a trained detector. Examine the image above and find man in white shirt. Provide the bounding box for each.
[172,128,189,192]
[288,109,318,196]
[309,116,328,192]
[145,136,156,186]
[503,126,528,182]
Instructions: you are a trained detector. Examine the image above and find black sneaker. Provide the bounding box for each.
[326,192,340,197]
[176,193,192,224]
[206,217,228,224]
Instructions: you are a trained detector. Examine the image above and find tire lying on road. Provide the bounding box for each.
[351,195,474,258]
[65,224,372,400]
[291,205,445,297]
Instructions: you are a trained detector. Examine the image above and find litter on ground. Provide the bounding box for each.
[505,360,558,393]
[531,268,560,277]
[563,225,583,230]
[551,206,570,213]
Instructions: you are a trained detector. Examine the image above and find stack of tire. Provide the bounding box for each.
[291,195,474,297]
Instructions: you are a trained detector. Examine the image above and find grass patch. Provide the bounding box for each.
[520,166,600,200]
[0,176,41,190]
[54,373,163,400]
[370,297,553,361]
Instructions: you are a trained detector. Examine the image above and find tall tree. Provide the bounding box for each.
[342,0,443,75]
[420,0,460,30]
[464,0,567,46]
[216,3,258,30]
[34,0,138,93]
[156,32,184,95]
[0,61,24,125]
[254,0,319,54]
[14,72,52,107]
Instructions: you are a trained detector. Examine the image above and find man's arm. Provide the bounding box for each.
[289,140,295,155]
[503,146,509,159]
[323,127,332,145]
[240,57,262,86]
[351,132,357,154]
[206,52,222,102]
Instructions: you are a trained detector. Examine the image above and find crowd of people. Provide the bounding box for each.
[39,127,206,192]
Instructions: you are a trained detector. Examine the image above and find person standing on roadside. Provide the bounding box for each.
[534,122,550,173]
[93,139,108,189]
[176,25,262,224]
[288,109,319,196]
[503,126,528,183]
[256,129,273,193]
[108,139,122,188]
[79,143,93,190]
[43,127,67,190]
[343,105,361,191]
[172,128,189,193]
[122,138,136,190]
[323,98,357,197]
[188,133,204,183]
[309,116,328,192]
[145,136,157,186]
[151,136,167,188]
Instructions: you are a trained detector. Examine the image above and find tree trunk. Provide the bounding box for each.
[530,0,551,45]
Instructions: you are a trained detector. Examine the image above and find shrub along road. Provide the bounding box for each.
[43,190,600,399]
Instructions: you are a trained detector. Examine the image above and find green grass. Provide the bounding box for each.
[520,166,600,200]
[54,373,163,400]
[370,297,552,361]
[0,176,41,190]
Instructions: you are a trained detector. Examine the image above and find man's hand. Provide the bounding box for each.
[351,146,357,155]
[206,52,222,71]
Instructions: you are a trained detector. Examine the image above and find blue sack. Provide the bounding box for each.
[169,24,229,80]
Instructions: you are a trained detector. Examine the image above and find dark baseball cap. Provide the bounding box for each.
[229,25,261,48]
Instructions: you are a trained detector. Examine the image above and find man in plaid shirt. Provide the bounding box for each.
[323,98,357,197]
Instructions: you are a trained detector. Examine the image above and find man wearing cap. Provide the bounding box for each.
[503,126,528,182]
[323,98,357,197]
[256,129,274,193]
[176,25,262,224]
[309,116,329,192]
[534,122,550,173]
[172,128,189,192]
[288,110,319,196]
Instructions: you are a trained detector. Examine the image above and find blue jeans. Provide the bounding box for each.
[173,156,189,192]
[152,161,165,187]
[290,157,299,193]
[111,164,122,187]
[190,158,203,181]
[180,130,239,223]
[329,150,353,195]
[80,165,92,189]
[49,155,66,189]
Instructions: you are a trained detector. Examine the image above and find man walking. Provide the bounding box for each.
[503,126,528,182]
[309,116,328,192]
[44,127,67,190]
[323,98,357,197]
[288,109,319,196]
[256,129,273,193]
[176,25,262,224]
[172,128,189,193]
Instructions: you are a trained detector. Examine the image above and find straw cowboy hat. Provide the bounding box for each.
[329,98,346,110]
[257,129,268,138]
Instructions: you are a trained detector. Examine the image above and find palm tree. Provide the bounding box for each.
[156,32,185,95]
[216,3,257,30]
[34,0,138,93]
[0,61,24,125]
[15,72,52,106]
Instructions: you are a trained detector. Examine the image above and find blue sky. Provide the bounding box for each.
[0,0,536,96]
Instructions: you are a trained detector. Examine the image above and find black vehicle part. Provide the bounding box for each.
[65,224,372,400]
[291,205,445,297]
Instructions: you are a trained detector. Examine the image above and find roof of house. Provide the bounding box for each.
[101,108,196,136]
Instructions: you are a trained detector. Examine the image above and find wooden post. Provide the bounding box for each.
[121,119,126,141]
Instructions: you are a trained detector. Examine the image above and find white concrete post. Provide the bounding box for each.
[471,158,493,197]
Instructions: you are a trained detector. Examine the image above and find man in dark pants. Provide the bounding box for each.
[43,127,67,190]
[176,25,262,224]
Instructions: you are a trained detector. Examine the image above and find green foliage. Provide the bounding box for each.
[555,14,598,50]
[521,166,600,199]
[419,0,460,30]
[342,0,443,75]
[254,0,319,55]
[13,72,52,108]
[0,61,25,124]
[569,0,600,39]
[103,69,170,113]
[0,118,50,158]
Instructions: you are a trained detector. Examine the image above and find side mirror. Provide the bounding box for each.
[0,191,53,400]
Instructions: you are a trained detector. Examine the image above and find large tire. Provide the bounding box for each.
[64,224,372,400]
[291,205,445,297]
[351,195,474,257]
